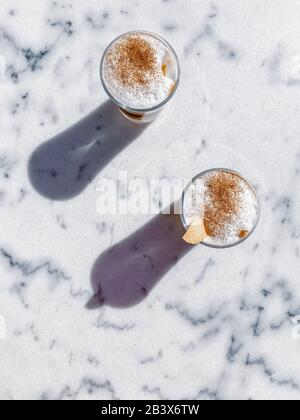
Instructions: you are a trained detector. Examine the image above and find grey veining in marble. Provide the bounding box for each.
[0,0,300,401]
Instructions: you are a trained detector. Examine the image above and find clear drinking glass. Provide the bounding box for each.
[100,31,180,124]
[180,168,261,249]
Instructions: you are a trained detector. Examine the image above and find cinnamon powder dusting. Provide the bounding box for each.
[106,34,158,89]
[238,229,249,239]
[203,172,243,239]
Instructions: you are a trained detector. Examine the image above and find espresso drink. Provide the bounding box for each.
[101,31,180,123]
[182,169,260,248]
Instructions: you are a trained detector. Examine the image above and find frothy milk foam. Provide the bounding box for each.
[183,170,259,247]
[102,32,177,110]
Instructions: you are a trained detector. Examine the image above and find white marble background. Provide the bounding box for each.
[0,0,300,400]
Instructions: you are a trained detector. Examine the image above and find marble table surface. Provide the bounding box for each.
[1,0,300,401]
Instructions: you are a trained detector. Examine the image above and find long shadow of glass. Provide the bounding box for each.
[28,100,147,201]
[87,203,192,309]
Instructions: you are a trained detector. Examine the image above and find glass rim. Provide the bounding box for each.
[180,168,261,249]
[100,30,181,113]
